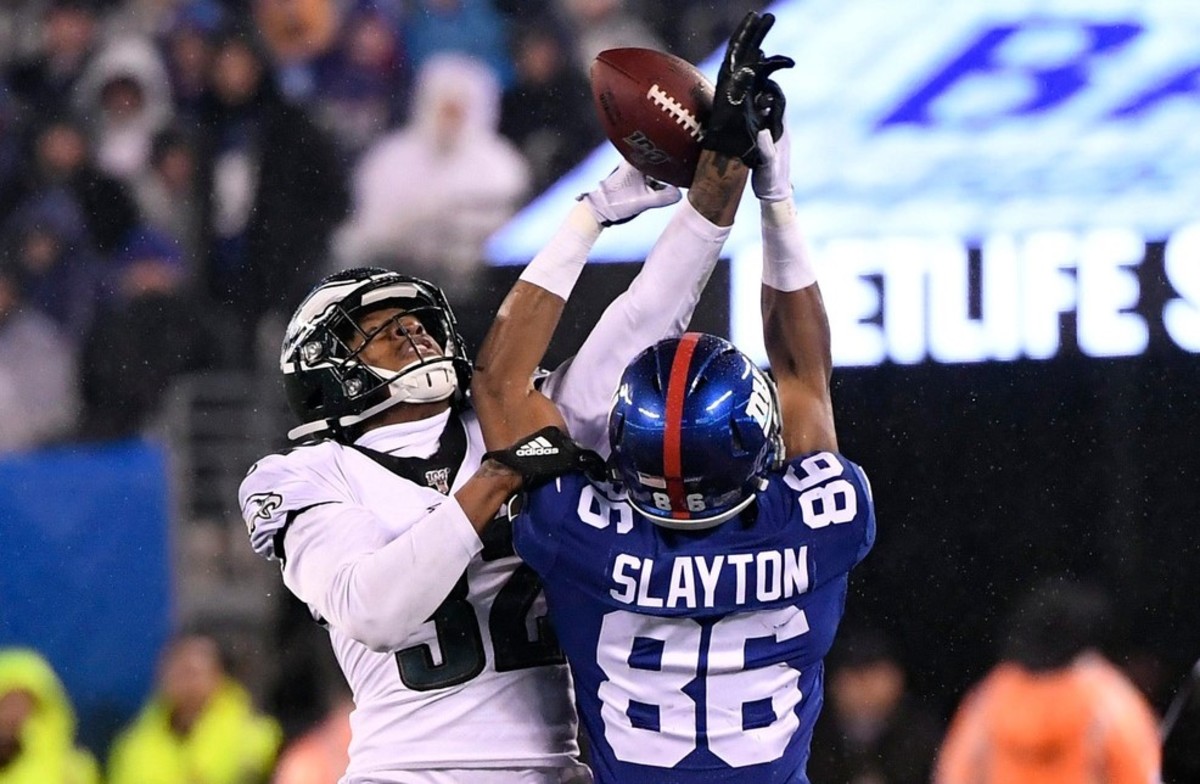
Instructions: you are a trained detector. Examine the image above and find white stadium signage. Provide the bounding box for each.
[487,0,1200,366]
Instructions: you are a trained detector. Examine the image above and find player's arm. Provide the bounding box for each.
[530,12,790,454]
[482,160,678,445]
[752,90,837,457]
[473,148,752,451]
[536,155,744,455]
[241,451,519,652]
[281,500,485,651]
[471,279,569,450]
[452,459,525,529]
[760,203,837,457]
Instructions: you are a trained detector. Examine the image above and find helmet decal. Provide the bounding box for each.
[661,332,702,521]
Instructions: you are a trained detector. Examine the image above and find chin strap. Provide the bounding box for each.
[339,359,457,428]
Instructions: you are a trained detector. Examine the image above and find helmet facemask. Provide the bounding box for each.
[335,302,458,397]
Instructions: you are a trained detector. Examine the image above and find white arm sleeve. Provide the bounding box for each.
[544,199,732,454]
[518,202,602,300]
[761,199,817,291]
[281,499,483,652]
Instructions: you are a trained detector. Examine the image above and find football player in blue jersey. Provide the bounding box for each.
[471,12,876,783]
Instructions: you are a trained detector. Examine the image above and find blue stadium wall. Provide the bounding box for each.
[0,439,171,756]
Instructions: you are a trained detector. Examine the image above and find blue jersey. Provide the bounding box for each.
[513,451,875,784]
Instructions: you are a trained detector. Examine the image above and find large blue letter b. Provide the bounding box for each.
[877,21,1141,129]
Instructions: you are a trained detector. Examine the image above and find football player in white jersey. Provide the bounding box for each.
[237,86,763,781]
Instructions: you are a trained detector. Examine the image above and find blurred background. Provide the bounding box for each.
[0,0,1197,781]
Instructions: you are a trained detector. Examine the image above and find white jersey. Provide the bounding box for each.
[242,409,582,780]
[238,199,734,782]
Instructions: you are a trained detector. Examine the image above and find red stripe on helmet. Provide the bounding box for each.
[663,333,701,519]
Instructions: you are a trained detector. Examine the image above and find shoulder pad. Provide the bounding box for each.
[239,442,347,560]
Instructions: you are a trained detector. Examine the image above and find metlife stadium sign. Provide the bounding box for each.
[487,0,1200,366]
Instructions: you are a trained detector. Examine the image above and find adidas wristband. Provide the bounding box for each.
[484,426,606,489]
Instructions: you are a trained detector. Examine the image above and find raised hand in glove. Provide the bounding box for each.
[579,160,682,227]
[484,426,607,488]
[702,11,794,165]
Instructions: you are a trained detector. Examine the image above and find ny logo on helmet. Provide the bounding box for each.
[746,372,774,435]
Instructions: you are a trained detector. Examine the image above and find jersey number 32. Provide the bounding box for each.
[393,518,563,690]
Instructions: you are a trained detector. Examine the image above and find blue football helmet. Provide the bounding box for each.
[607,333,784,529]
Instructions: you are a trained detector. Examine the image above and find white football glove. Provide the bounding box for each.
[752,124,792,203]
[579,161,682,226]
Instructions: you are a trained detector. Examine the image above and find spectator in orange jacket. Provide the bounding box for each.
[935,578,1160,784]
[271,680,352,784]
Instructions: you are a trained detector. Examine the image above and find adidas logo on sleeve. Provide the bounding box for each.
[515,437,559,457]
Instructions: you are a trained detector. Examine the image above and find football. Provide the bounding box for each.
[590,48,714,188]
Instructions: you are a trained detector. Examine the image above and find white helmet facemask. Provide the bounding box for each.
[370,357,458,404]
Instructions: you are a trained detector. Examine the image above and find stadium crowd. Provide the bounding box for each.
[0,0,752,451]
[0,2,1188,783]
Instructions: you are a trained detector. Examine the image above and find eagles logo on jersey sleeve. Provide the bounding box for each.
[239,443,347,560]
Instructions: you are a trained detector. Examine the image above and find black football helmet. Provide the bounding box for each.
[280,268,471,442]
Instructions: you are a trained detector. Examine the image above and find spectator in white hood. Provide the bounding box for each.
[74,35,174,181]
[0,263,79,453]
[333,52,530,303]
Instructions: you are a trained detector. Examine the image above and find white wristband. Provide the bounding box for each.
[518,203,602,300]
[761,199,817,292]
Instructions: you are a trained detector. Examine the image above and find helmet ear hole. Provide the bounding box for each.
[303,388,323,412]
[730,418,749,456]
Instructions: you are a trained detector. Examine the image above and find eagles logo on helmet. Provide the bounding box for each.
[280,268,472,442]
[607,332,784,529]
